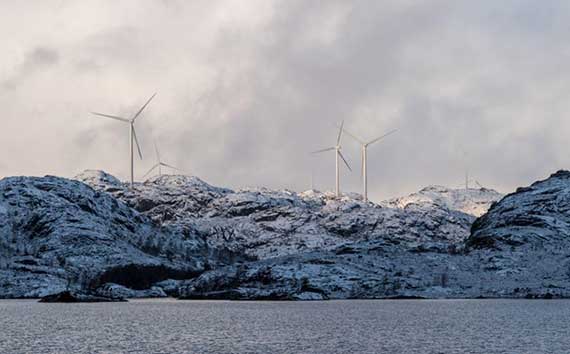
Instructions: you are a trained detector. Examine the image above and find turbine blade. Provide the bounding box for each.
[341,127,365,145]
[153,140,161,162]
[132,93,157,122]
[336,120,344,145]
[132,126,143,159]
[339,151,352,171]
[367,129,397,146]
[161,162,183,172]
[311,147,335,154]
[142,164,160,179]
[91,112,130,122]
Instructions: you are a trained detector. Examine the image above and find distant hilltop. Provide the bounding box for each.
[387,184,503,217]
[75,169,501,216]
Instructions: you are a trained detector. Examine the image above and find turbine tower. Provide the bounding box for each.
[142,141,183,179]
[312,121,352,197]
[456,176,483,190]
[91,93,156,188]
[342,127,397,202]
[461,149,469,190]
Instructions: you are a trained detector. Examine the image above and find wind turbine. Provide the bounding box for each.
[456,176,484,190]
[91,93,156,187]
[341,127,397,202]
[461,150,471,190]
[142,141,183,179]
[312,121,352,197]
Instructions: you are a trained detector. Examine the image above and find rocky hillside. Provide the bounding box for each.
[441,170,570,300]
[77,170,500,261]
[469,170,570,249]
[0,175,209,298]
[74,170,508,300]
[3,168,536,300]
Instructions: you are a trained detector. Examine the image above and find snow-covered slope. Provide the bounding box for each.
[169,172,570,300]
[77,171,490,262]
[388,185,503,217]
[0,175,206,298]
[10,168,558,300]
[73,170,512,300]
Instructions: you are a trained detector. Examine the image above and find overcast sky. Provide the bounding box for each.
[1,0,570,200]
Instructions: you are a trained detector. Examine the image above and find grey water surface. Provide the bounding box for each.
[0,299,567,354]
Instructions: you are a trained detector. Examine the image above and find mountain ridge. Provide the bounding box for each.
[9,169,570,300]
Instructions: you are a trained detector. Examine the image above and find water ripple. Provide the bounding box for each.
[0,299,568,354]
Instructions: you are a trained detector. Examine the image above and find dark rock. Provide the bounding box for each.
[178,289,242,300]
[468,169,570,249]
[39,290,126,303]
[383,295,425,300]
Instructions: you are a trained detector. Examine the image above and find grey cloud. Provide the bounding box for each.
[1,1,569,200]
[3,47,59,90]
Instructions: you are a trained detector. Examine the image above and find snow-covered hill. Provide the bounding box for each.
[12,168,570,300]
[73,170,509,300]
[469,170,570,249]
[77,170,495,262]
[387,185,502,217]
[0,175,209,298]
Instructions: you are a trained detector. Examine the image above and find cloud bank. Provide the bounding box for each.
[1,0,569,200]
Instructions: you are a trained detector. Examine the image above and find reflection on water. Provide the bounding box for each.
[0,299,568,354]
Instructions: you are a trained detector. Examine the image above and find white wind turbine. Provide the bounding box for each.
[342,127,397,202]
[459,150,475,190]
[312,121,352,197]
[142,141,183,179]
[91,93,156,188]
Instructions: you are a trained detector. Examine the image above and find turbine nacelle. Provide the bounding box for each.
[340,126,397,149]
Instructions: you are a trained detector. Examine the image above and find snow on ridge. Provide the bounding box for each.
[144,174,228,192]
[387,184,503,217]
[76,169,479,266]
[75,170,495,214]
[521,169,570,193]
[75,169,123,186]
[73,171,501,230]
